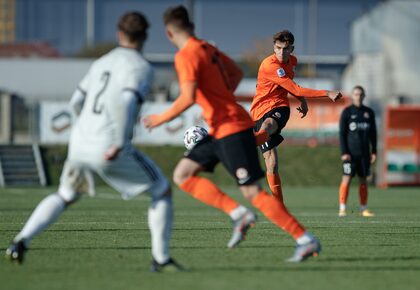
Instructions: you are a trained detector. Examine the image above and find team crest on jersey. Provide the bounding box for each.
[277,68,286,77]
[364,112,370,119]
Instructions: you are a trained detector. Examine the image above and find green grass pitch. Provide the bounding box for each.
[1,185,420,290]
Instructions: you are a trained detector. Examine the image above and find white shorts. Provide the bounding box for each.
[58,146,169,202]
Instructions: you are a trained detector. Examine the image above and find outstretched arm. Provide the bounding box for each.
[143,81,196,129]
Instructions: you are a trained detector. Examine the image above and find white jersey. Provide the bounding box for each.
[68,47,152,164]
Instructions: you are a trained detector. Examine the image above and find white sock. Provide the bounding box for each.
[148,195,172,264]
[296,232,314,245]
[229,205,248,221]
[339,204,346,211]
[360,205,368,211]
[14,193,66,247]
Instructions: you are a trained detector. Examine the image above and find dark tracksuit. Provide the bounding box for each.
[339,105,377,177]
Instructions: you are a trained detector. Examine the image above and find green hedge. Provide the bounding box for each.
[41,144,345,187]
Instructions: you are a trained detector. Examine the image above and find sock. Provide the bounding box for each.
[359,183,368,209]
[267,173,283,203]
[148,195,172,264]
[14,193,66,247]
[228,205,248,221]
[339,204,346,211]
[179,176,239,215]
[251,190,305,240]
[296,232,314,245]
[339,182,350,207]
[254,130,269,146]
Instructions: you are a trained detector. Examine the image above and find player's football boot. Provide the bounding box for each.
[338,209,347,217]
[227,209,257,248]
[360,209,375,217]
[149,257,184,273]
[5,240,27,264]
[286,238,321,262]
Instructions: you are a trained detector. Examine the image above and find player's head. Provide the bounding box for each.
[117,11,149,51]
[351,85,366,106]
[273,30,294,63]
[163,5,194,46]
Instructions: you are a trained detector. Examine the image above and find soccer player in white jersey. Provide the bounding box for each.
[5,12,182,272]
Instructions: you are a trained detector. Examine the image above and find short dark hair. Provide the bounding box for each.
[117,11,149,43]
[163,5,194,31]
[353,85,366,97]
[273,30,295,45]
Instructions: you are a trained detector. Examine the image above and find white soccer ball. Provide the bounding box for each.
[183,126,208,150]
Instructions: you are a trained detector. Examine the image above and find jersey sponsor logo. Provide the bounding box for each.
[351,114,357,119]
[349,122,370,131]
[364,112,370,119]
[276,68,286,77]
[236,167,250,184]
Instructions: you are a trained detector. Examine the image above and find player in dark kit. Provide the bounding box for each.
[338,85,377,217]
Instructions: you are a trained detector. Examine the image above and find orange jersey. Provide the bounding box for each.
[250,54,328,121]
[175,37,254,139]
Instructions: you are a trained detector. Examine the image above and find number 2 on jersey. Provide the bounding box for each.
[92,71,111,114]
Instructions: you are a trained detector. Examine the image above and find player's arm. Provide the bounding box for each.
[218,51,243,92]
[105,89,141,160]
[69,88,86,116]
[144,81,196,129]
[264,66,341,101]
[70,68,92,116]
[293,96,308,118]
[144,53,198,129]
[339,109,351,161]
[369,109,378,163]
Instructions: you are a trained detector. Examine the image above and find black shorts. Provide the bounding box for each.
[254,107,290,153]
[185,128,265,185]
[342,156,371,177]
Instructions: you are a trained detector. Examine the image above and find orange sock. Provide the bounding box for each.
[251,190,305,239]
[267,173,283,203]
[254,130,269,146]
[339,182,350,205]
[359,183,368,206]
[179,176,239,215]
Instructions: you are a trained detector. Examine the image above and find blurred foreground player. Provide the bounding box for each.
[338,85,377,217]
[144,5,321,262]
[6,12,182,272]
[252,30,342,203]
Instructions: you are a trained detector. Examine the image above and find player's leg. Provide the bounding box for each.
[98,147,181,271]
[263,148,283,202]
[255,108,290,202]
[338,159,354,217]
[358,157,374,217]
[175,138,249,220]
[240,183,320,262]
[6,161,88,263]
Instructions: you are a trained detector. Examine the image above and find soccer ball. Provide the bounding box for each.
[183,126,208,150]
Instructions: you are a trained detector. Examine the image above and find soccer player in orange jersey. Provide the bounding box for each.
[144,6,321,262]
[252,30,342,203]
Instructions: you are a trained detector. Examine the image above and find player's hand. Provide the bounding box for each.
[371,153,377,164]
[327,91,342,102]
[104,145,121,161]
[143,114,163,130]
[341,154,351,161]
[296,99,308,118]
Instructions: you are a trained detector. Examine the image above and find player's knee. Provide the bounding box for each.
[240,184,261,201]
[57,185,80,205]
[172,167,192,186]
[261,118,278,135]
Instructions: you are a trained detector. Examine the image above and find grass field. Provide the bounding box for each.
[1,185,420,290]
